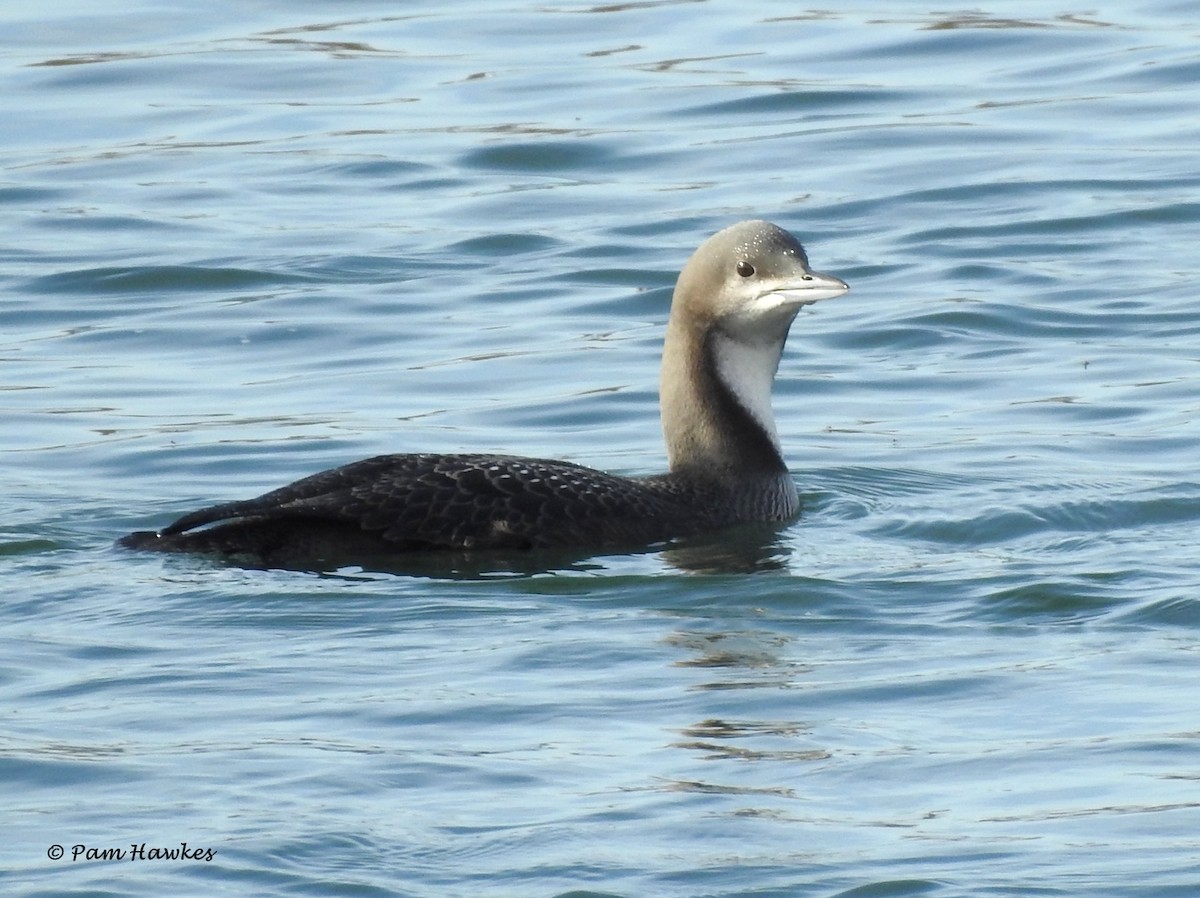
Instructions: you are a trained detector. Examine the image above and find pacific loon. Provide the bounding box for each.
[118,220,849,564]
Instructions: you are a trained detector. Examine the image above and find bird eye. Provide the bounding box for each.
[736,261,755,277]
[801,275,813,281]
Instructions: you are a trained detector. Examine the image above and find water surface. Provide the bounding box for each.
[3,2,1200,896]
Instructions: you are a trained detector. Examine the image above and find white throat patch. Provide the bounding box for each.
[710,329,786,451]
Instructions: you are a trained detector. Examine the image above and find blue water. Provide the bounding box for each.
[4,2,1200,896]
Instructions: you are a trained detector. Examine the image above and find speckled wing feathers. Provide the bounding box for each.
[159,453,706,552]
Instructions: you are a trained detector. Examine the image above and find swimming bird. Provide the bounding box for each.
[118,220,848,564]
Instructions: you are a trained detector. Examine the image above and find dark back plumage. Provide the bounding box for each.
[122,455,705,556]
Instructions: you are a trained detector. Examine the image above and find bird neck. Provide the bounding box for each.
[659,316,791,485]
